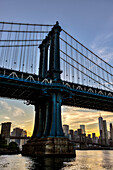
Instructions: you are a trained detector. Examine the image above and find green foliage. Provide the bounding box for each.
[8,142,19,151]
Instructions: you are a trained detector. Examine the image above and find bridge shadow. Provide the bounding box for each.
[28,156,75,170]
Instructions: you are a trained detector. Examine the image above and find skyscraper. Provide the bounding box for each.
[103,120,108,145]
[110,123,113,140]
[10,128,28,149]
[11,128,23,146]
[80,125,85,134]
[98,116,104,139]
[63,125,69,137]
[98,116,108,145]
[1,122,11,144]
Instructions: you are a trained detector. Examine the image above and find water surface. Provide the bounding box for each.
[0,150,113,170]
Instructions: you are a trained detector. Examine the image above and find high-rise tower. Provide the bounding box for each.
[103,120,108,145]
[98,116,104,139]
[80,125,85,134]
[1,122,11,144]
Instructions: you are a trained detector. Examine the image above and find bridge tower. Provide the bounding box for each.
[22,22,75,157]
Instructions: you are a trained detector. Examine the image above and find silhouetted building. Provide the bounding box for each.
[88,134,91,139]
[63,125,69,137]
[110,123,113,140]
[109,123,113,146]
[1,122,11,144]
[92,133,98,143]
[74,130,77,136]
[98,116,104,139]
[77,129,82,136]
[80,125,85,134]
[108,131,110,140]
[11,128,23,146]
[20,130,27,149]
[103,120,108,145]
[92,133,95,139]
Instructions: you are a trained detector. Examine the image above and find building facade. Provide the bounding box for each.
[1,122,11,144]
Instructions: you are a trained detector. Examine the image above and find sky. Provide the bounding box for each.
[0,0,113,137]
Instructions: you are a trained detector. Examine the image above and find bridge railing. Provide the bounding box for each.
[60,29,113,92]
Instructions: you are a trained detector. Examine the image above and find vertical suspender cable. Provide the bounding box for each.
[35,28,38,74]
[9,24,13,69]
[65,33,68,81]
[2,23,7,68]
[81,45,83,85]
[86,50,88,86]
[26,26,31,73]
[0,23,4,40]
[5,24,12,68]
[16,24,21,70]
[22,25,28,72]
[0,23,4,67]
[68,37,70,82]
[31,25,35,74]
[76,42,79,84]
[71,38,74,82]
[19,31,24,71]
[11,27,17,69]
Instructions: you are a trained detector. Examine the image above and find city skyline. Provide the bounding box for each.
[0,0,113,137]
[0,114,111,139]
[0,98,113,137]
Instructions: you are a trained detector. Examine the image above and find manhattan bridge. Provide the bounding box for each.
[0,21,113,156]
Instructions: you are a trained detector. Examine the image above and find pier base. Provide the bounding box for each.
[22,137,75,157]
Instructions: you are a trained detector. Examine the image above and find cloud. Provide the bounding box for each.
[25,119,32,123]
[12,106,26,117]
[0,100,26,118]
[0,101,12,112]
[91,32,113,64]
[4,116,10,120]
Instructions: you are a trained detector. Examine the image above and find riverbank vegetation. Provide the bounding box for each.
[0,135,20,155]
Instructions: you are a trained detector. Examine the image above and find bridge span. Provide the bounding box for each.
[0,67,113,112]
[0,21,113,157]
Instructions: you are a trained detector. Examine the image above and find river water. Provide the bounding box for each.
[0,150,113,170]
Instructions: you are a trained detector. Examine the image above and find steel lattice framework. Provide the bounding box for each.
[0,21,113,113]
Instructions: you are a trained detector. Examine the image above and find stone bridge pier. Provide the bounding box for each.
[22,21,75,157]
[22,91,75,157]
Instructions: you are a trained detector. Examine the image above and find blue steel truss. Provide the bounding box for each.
[0,21,113,138]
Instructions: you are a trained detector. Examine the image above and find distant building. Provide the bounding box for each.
[109,123,113,146]
[95,137,98,144]
[69,130,74,140]
[80,125,85,134]
[108,131,110,140]
[98,116,109,145]
[63,125,69,137]
[74,130,77,136]
[92,133,98,143]
[110,123,113,140]
[92,133,95,139]
[98,116,104,139]
[10,128,28,149]
[1,122,11,144]
[88,134,91,139]
[20,130,27,149]
[103,120,108,145]
[77,129,82,136]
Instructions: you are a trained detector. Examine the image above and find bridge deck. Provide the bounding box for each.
[0,68,113,112]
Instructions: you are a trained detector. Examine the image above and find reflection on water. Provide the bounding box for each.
[0,151,113,170]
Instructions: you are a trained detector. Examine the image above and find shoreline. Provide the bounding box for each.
[0,148,21,155]
[1,149,113,156]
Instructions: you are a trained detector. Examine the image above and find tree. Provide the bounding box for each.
[8,142,19,151]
